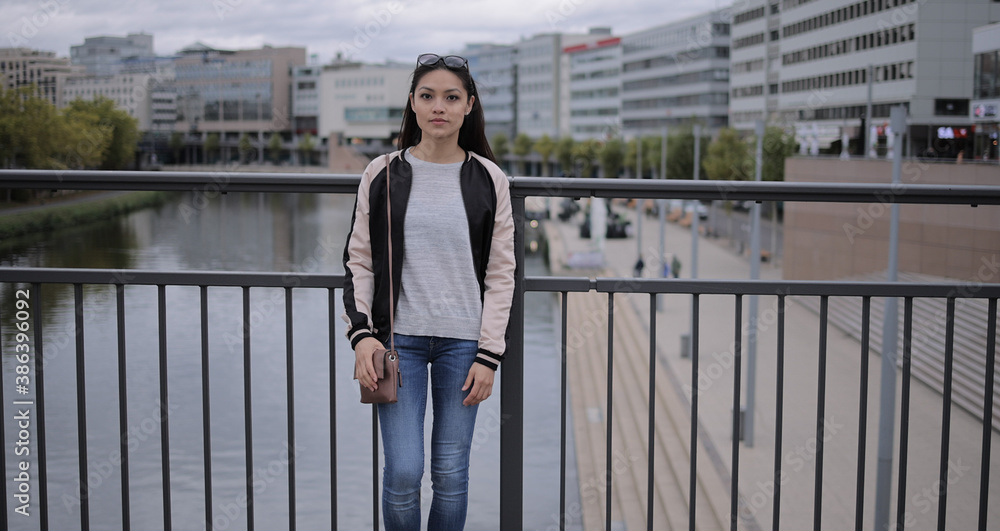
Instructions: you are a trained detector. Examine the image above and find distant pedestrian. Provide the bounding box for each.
[671,255,681,278]
[633,257,645,278]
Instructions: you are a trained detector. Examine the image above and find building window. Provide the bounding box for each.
[934,99,970,116]
[976,51,998,99]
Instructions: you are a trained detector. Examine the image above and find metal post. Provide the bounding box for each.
[865,64,874,159]
[691,125,700,279]
[873,105,906,531]
[636,134,643,274]
[685,124,701,358]
[746,120,764,447]
[658,126,667,311]
[501,195,526,530]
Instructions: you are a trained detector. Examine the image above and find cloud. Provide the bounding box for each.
[1,0,723,62]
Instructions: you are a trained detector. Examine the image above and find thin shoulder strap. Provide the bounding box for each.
[385,154,395,353]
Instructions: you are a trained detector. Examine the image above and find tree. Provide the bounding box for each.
[491,132,509,172]
[533,134,556,177]
[513,132,533,175]
[64,97,139,169]
[624,137,639,176]
[0,86,69,169]
[169,132,184,164]
[571,139,599,178]
[643,136,663,178]
[761,126,796,181]
[204,133,220,164]
[598,138,624,178]
[268,133,282,164]
[298,133,315,166]
[666,128,710,180]
[703,128,752,181]
[60,104,110,169]
[555,136,574,176]
[625,136,665,178]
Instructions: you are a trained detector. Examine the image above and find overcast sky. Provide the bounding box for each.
[4,0,735,64]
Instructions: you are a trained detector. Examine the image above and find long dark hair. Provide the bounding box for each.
[396,60,496,164]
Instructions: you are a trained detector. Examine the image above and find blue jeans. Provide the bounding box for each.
[377,334,480,531]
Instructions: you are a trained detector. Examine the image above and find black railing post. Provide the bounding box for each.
[500,193,525,531]
[33,283,49,530]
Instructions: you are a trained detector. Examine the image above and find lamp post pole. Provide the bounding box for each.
[873,105,907,531]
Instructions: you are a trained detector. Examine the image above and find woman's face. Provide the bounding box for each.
[408,68,474,144]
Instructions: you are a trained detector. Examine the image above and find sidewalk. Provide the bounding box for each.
[544,200,999,530]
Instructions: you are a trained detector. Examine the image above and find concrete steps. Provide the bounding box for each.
[565,286,728,530]
[792,272,1000,430]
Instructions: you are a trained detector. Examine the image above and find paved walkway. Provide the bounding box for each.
[543,199,999,531]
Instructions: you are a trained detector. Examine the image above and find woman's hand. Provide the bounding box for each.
[462,363,495,406]
[354,337,384,392]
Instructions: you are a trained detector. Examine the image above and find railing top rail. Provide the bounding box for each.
[2,170,1000,205]
[3,268,998,299]
[0,169,362,194]
[0,267,345,289]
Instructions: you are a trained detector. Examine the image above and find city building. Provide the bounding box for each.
[971,21,1000,161]
[172,43,305,158]
[0,47,81,107]
[63,73,162,130]
[292,63,321,137]
[463,43,517,142]
[70,33,155,76]
[565,37,622,141]
[729,0,1000,157]
[515,29,612,139]
[317,60,411,151]
[620,10,732,136]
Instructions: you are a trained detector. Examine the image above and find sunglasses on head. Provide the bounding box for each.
[416,53,468,70]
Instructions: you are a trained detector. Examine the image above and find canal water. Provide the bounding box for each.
[0,191,579,530]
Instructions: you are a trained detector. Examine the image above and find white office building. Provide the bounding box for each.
[63,57,177,132]
[971,22,1000,160]
[620,11,732,136]
[463,43,517,142]
[70,33,155,77]
[317,62,412,149]
[566,37,622,140]
[730,0,1000,157]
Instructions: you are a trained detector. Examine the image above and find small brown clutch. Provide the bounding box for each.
[360,347,401,404]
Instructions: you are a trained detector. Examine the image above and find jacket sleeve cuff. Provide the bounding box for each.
[474,349,504,371]
[349,330,374,350]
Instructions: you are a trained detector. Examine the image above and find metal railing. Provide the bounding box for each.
[1,170,999,531]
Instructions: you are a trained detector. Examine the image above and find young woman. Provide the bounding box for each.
[342,53,515,530]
